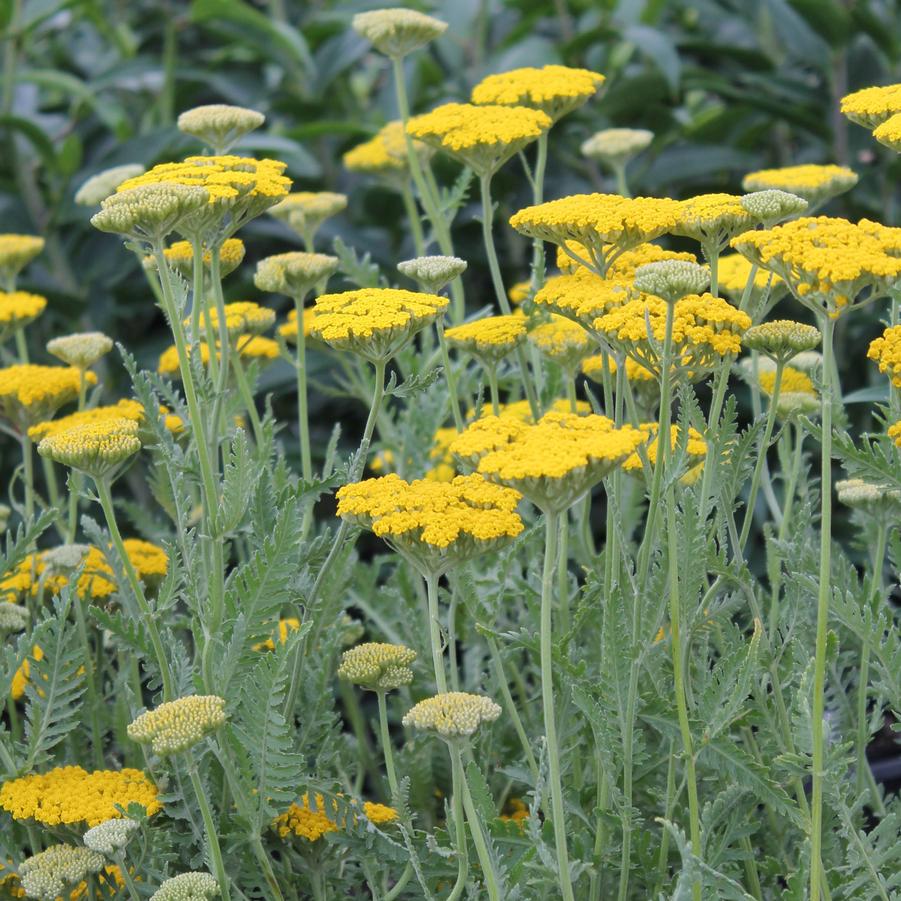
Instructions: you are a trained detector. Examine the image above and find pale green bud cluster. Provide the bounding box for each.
[580,128,653,165]
[397,255,467,294]
[775,391,820,419]
[91,183,210,243]
[47,331,114,369]
[0,601,29,632]
[38,418,141,479]
[633,260,710,303]
[836,478,901,517]
[338,642,417,691]
[149,872,220,901]
[741,320,821,363]
[83,817,139,855]
[177,104,265,153]
[74,164,145,206]
[402,691,501,739]
[128,695,227,755]
[740,189,808,224]
[41,543,90,574]
[254,252,339,298]
[352,8,448,58]
[18,845,104,900]
[788,350,822,372]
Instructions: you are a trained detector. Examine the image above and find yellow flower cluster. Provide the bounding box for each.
[273,794,398,841]
[888,421,901,448]
[732,217,901,318]
[402,691,501,738]
[556,241,696,276]
[336,473,523,573]
[1,862,126,900]
[0,291,46,339]
[406,102,552,176]
[127,695,227,755]
[29,399,142,442]
[528,315,593,370]
[582,353,656,384]
[255,251,339,299]
[445,315,527,363]
[352,8,447,58]
[0,766,161,827]
[622,424,707,475]
[500,797,530,827]
[270,191,347,240]
[450,410,645,512]
[158,335,279,375]
[309,288,448,362]
[873,114,901,152]
[533,271,632,329]
[470,65,605,121]
[867,325,901,386]
[673,193,755,249]
[37,417,141,477]
[758,366,816,397]
[253,617,301,651]
[338,642,417,691]
[163,237,246,279]
[716,253,784,303]
[742,320,820,361]
[0,365,96,428]
[343,121,430,182]
[278,307,320,345]
[10,645,42,701]
[0,235,44,283]
[741,164,858,205]
[840,83,901,129]
[187,301,275,339]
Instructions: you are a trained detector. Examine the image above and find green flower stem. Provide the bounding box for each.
[486,364,501,416]
[95,477,174,701]
[479,172,541,420]
[451,742,501,901]
[230,351,264,447]
[540,508,575,901]
[377,690,399,799]
[425,571,448,693]
[810,312,835,901]
[14,328,28,364]
[186,755,231,901]
[66,372,90,541]
[437,319,464,432]
[707,245,720,297]
[485,634,538,781]
[73,595,104,768]
[390,55,465,323]
[0,713,17,775]
[310,865,326,901]
[446,742,470,901]
[612,162,630,199]
[565,375,578,413]
[21,434,34,525]
[447,588,460,691]
[589,752,609,901]
[113,851,142,901]
[696,360,732,524]
[383,863,413,901]
[190,240,206,351]
[400,180,426,258]
[738,360,784,550]
[207,246,232,452]
[653,739,678,896]
[529,132,549,292]
[292,294,313,484]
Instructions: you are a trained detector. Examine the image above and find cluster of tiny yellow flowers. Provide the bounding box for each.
[470,65,604,121]
[406,103,552,176]
[556,241,697,277]
[310,288,448,362]
[29,400,143,442]
[445,315,527,363]
[581,128,653,164]
[622,424,707,474]
[582,354,656,385]
[46,332,113,369]
[38,417,141,477]
[0,365,95,428]
[402,691,501,739]
[533,271,633,327]
[338,642,417,691]
[0,766,161,827]
[0,235,44,283]
[716,253,784,302]
[873,114,901,151]
[162,237,246,279]
[343,121,430,181]
[177,104,265,152]
[352,8,447,58]
[158,335,279,376]
[127,695,227,755]
[0,292,46,338]
[253,617,302,651]
[672,193,755,249]
[186,301,275,339]
[269,191,347,242]
[867,325,901,386]
[499,797,530,827]
[273,794,398,841]
[527,315,594,371]
[840,83,901,128]
[888,421,901,448]
[741,164,858,204]
[255,251,339,299]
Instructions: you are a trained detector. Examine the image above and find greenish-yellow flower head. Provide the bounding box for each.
[149,872,220,901]
[741,320,820,363]
[633,260,710,303]
[177,104,265,153]
[352,8,447,58]
[338,642,417,691]
[741,165,858,207]
[46,332,114,369]
[402,691,501,739]
[397,255,467,294]
[91,183,210,244]
[0,601,29,633]
[740,189,808,225]
[83,818,139,855]
[580,128,653,166]
[38,418,141,479]
[836,477,901,519]
[0,234,44,287]
[0,291,47,343]
[255,252,339,298]
[18,845,105,901]
[270,192,347,245]
[128,695,226,755]
[74,164,145,206]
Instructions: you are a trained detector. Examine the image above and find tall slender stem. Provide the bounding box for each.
[400,181,426,258]
[486,364,501,416]
[230,352,264,447]
[529,133,549,292]
[21,435,33,525]
[293,294,313,483]
[810,313,835,901]
[437,319,464,432]
[612,162,630,198]
[73,596,104,768]
[425,571,447,693]
[377,691,399,799]
[447,742,470,901]
[186,756,231,901]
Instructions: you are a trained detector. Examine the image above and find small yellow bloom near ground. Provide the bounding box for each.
[272,793,398,840]
[0,291,46,342]
[253,617,302,651]
[499,797,530,827]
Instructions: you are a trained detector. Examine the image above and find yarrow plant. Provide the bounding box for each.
[2,9,901,901]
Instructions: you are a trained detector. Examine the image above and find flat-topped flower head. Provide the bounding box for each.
[0,364,95,429]
[74,164,145,206]
[0,291,46,343]
[352,8,447,58]
[407,103,551,177]
[17,845,105,900]
[186,301,275,341]
[38,417,141,479]
[310,288,448,362]
[402,692,501,740]
[633,260,710,303]
[836,477,901,519]
[46,332,113,369]
[742,320,820,364]
[150,872,219,901]
[581,128,653,166]
[336,473,523,575]
[594,294,750,377]
[471,65,604,122]
[873,113,901,152]
[582,353,658,387]
[83,818,139,855]
[0,765,161,827]
[162,238,245,280]
[732,217,901,318]
[450,410,646,512]
[533,271,632,330]
[556,241,697,277]
[254,251,339,298]
[338,642,417,691]
[344,121,432,185]
[673,193,755,253]
[741,189,808,224]
[0,235,44,286]
[527,315,593,372]
[92,183,211,244]
[510,194,682,276]
[158,336,278,376]
[741,164,858,207]
[841,83,901,129]
[398,255,467,294]
[127,695,226,755]
[867,324,901,386]
[177,104,265,153]
[28,398,144,442]
[623,424,707,479]
[715,253,786,310]
[0,602,28,633]
[445,315,527,365]
[270,192,347,244]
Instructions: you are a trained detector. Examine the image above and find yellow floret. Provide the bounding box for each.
[0,365,96,428]
[741,165,857,204]
[471,65,604,121]
[445,315,527,363]
[127,695,226,755]
[402,691,501,738]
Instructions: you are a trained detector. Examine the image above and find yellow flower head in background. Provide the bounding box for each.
[873,113,901,152]
[402,692,502,739]
[255,251,339,298]
[310,288,448,362]
[715,253,786,310]
[344,121,432,184]
[673,193,755,253]
[0,365,95,429]
[352,7,447,58]
[186,301,275,341]
[38,417,141,479]
[556,241,697,277]
[528,315,593,372]
[407,102,552,176]
[162,237,246,280]
[278,307,321,345]
[158,336,279,376]
[533,271,632,331]
[622,424,707,478]
[338,642,417,691]
[253,617,301,651]
[445,315,527,366]
[451,410,645,512]
[128,695,226,755]
[29,399,143,443]
[269,192,347,245]
[273,793,398,842]
[757,366,815,397]
[741,164,858,207]
[471,65,604,122]
[0,235,44,287]
[177,103,265,153]
[0,765,161,827]
[0,291,47,343]
[46,332,113,369]
[336,473,523,575]
[840,83,901,129]
[867,325,901,386]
